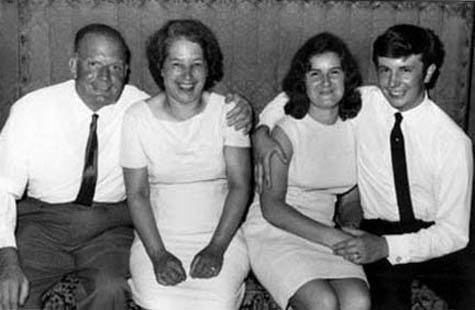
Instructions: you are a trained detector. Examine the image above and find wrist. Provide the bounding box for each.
[0,247,21,269]
[207,239,227,254]
[381,236,390,258]
[148,246,168,261]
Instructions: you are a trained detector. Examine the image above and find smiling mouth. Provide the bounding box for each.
[178,83,196,91]
[387,89,406,97]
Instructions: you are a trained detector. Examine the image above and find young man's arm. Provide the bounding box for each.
[252,92,289,191]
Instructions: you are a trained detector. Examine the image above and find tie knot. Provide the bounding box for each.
[90,114,98,130]
[394,112,403,125]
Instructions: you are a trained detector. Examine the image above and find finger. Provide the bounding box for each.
[195,258,211,278]
[227,110,248,128]
[255,163,264,193]
[274,146,288,164]
[225,103,242,122]
[189,255,200,277]
[18,279,29,306]
[224,92,234,103]
[174,261,187,282]
[190,255,205,278]
[0,285,9,310]
[167,267,184,284]
[243,122,252,135]
[229,118,246,130]
[161,266,183,286]
[157,272,173,286]
[333,244,353,256]
[7,281,19,310]
[263,152,273,188]
[332,239,355,250]
[341,227,364,236]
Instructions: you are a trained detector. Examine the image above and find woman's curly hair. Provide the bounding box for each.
[146,19,223,91]
[282,32,362,120]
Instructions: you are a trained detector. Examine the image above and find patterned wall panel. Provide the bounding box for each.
[1,0,474,130]
[0,0,19,128]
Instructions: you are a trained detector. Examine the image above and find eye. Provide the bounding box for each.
[87,60,101,69]
[378,67,390,74]
[170,62,183,70]
[329,69,343,77]
[308,70,321,78]
[110,63,125,73]
[402,67,412,73]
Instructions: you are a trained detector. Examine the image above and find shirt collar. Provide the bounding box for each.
[385,91,431,124]
[69,80,120,119]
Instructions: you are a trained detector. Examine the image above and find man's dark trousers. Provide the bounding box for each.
[362,219,475,310]
[16,197,134,310]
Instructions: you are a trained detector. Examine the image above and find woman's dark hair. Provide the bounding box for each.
[146,19,223,91]
[282,32,362,120]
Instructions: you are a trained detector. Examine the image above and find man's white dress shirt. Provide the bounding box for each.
[258,86,473,265]
[0,80,149,248]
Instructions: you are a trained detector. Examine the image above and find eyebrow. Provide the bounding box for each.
[308,66,342,71]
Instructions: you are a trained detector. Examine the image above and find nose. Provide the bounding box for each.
[181,66,193,80]
[388,71,401,88]
[322,73,331,87]
[97,65,111,81]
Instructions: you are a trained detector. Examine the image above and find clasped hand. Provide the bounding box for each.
[153,244,224,286]
[332,227,389,264]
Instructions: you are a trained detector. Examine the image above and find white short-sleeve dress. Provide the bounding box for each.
[120,93,250,310]
[243,114,367,309]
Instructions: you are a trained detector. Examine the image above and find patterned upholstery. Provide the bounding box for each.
[41,272,449,310]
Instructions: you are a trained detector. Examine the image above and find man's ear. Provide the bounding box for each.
[424,64,437,84]
[69,57,78,79]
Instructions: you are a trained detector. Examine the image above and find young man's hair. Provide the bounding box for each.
[372,24,445,87]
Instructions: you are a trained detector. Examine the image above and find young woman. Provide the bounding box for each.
[244,33,370,310]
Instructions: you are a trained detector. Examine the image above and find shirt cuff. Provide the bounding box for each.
[0,230,16,248]
[0,189,17,248]
[383,234,408,265]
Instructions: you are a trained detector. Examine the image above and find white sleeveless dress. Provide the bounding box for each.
[120,93,250,310]
[243,114,367,309]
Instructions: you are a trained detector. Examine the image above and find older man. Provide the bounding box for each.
[0,23,252,310]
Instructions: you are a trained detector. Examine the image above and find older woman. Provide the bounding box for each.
[120,19,251,310]
[243,33,370,310]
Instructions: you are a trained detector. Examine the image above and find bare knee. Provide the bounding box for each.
[331,278,370,310]
[341,288,370,310]
[289,279,338,310]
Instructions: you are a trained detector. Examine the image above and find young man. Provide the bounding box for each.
[0,24,252,310]
[254,24,474,310]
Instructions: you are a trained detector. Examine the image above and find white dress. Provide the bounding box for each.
[243,114,367,309]
[120,93,250,310]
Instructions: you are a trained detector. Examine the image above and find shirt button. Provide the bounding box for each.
[396,256,402,263]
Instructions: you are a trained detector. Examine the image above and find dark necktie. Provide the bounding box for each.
[75,114,99,206]
[390,112,416,223]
